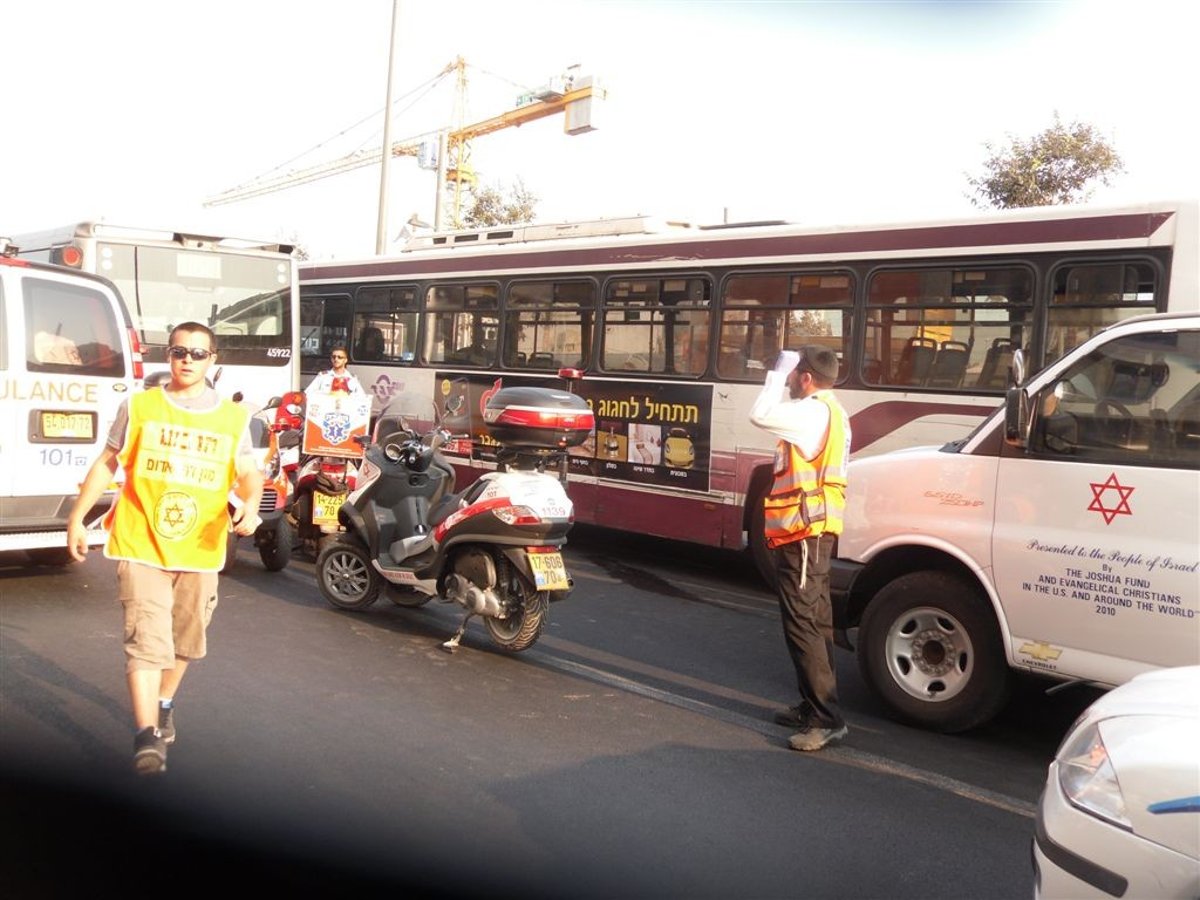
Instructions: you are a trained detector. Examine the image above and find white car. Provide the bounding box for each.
[1033,666,1200,899]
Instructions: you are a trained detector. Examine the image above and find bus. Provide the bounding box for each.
[297,200,1199,582]
[14,221,300,412]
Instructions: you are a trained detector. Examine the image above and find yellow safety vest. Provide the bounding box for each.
[763,391,850,548]
[104,387,249,572]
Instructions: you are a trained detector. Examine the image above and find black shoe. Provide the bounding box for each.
[773,704,814,730]
[133,727,167,775]
[158,705,175,745]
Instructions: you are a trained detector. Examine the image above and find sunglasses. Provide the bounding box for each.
[331,354,347,360]
[168,346,214,361]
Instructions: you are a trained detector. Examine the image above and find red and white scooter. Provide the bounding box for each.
[315,379,593,653]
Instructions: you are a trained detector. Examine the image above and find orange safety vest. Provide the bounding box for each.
[104,387,249,572]
[763,391,850,548]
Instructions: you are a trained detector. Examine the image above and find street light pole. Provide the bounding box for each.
[375,0,401,255]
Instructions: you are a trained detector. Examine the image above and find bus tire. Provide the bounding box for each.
[748,486,778,592]
[857,570,1009,733]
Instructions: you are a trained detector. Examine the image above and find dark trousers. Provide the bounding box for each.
[775,533,844,729]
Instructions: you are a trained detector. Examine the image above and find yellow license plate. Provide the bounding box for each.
[528,551,570,591]
[41,411,95,440]
[312,490,344,526]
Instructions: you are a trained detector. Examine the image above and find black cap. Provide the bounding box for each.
[795,345,839,382]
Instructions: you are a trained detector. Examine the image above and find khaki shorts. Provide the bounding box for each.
[116,561,219,672]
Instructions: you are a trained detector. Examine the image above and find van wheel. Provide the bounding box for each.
[857,570,1009,733]
[27,547,75,567]
[748,485,778,592]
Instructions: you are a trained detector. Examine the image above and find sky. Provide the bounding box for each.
[3,0,1197,261]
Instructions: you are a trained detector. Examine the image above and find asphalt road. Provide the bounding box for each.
[1,526,1101,898]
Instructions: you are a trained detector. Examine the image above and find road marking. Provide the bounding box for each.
[532,647,1036,821]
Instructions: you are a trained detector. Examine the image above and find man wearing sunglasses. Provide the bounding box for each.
[305,344,365,398]
[66,322,263,775]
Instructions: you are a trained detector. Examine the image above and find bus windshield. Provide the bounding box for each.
[98,242,291,351]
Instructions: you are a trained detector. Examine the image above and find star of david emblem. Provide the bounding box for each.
[1087,473,1134,525]
[321,411,352,445]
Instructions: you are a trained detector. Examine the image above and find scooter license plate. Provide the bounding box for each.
[528,551,570,591]
[312,490,343,527]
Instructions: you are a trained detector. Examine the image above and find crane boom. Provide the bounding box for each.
[204,72,603,209]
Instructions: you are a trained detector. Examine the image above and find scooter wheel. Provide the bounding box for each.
[258,516,293,572]
[316,538,381,610]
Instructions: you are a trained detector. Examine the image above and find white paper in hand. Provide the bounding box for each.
[774,350,800,374]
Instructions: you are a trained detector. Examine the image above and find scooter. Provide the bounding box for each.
[314,381,593,653]
[251,391,305,571]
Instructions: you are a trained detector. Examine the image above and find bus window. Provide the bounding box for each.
[422,282,499,366]
[300,293,351,378]
[1044,262,1160,368]
[864,266,1033,390]
[353,285,418,363]
[717,272,853,381]
[503,279,594,370]
[600,276,711,375]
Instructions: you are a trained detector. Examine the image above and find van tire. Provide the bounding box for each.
[857,570,1009,733]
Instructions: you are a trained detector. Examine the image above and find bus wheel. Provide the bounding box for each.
[748,488,778,592]
[857,570,1009,733]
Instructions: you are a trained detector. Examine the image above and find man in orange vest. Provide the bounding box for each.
[67,322,263,775]
[750,345,851,751]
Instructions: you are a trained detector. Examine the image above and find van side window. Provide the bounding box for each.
[23,278,125,377]
[1030,329,1200,469]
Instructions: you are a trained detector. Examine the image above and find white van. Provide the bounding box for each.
[832,311,1200,732]
[0,239,141,564]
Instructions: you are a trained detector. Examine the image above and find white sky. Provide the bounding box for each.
[4,0,1197,260]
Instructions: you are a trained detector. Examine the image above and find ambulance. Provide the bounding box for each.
[0,239,141,564]
[832,311,1200,732]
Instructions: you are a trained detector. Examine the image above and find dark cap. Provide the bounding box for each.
[795,345,839,383]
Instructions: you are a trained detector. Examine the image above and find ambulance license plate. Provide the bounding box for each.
[312,490,343,526]
[40,410,96,441]
[528,551,570,591]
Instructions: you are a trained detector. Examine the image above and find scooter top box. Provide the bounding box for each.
[483,386,594,449]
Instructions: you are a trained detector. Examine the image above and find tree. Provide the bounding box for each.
[461,178,538,228]
[967,115,1124,209]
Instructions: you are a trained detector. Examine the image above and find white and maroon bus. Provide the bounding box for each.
[297,200,1198,581]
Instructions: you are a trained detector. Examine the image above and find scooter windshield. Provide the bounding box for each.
[373,391,439,444]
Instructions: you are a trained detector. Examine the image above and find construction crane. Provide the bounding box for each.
[204,58,604,229]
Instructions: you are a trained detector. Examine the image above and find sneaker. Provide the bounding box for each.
[773,704,814,730]
[158,705,176,745]
[133,727,167,775]
[788,724,848,752]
